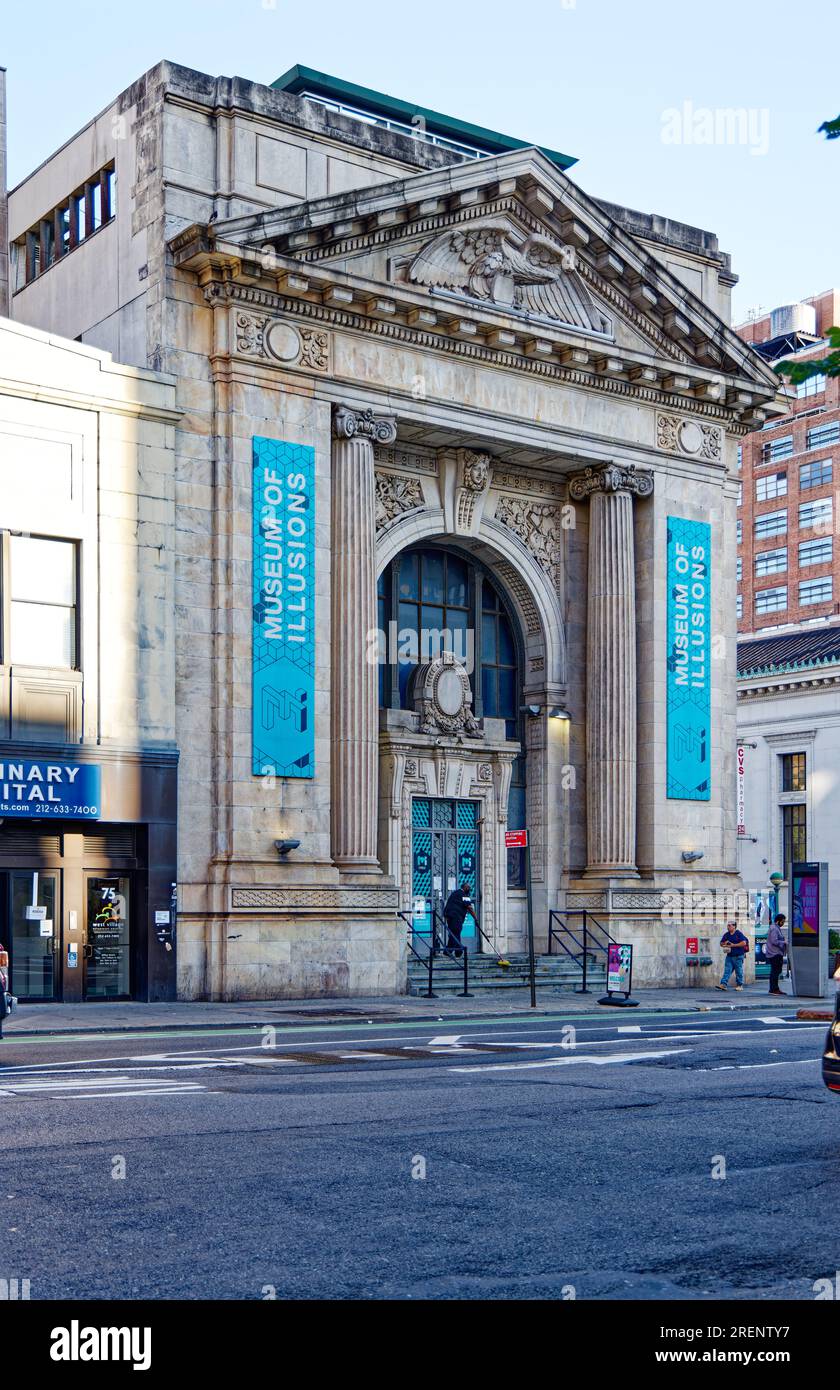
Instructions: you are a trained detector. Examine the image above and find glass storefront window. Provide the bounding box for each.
[9,871,58,1000]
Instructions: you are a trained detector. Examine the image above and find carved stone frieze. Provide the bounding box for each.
[493,495,563,589]
[231,887,400,910]
[408,222,610,333]
[375,471,425,532]
[374,444,438,475]
[657,413,723,461]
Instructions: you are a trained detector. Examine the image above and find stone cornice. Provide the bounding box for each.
[738,669,840,700]
[292,195,692,368]
[202,278,754,430]
[172,228,775,428]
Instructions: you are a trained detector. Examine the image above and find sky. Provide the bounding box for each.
[2,0,838,324]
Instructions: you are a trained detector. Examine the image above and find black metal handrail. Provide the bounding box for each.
[548,910,617,994]
[399,909,471,998]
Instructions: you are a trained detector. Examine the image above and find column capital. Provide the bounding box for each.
[569,462,654,502]
[332,404,397,445]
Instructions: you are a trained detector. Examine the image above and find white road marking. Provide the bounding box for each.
[698,1059,818,1072]
[617,1025,642,1034]
[451,1048,689,1073]
[428,1035,462,1045]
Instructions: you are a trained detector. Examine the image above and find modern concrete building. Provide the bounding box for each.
[0,314,179,1002]
[735,291,840,636]
[6,61,784,997]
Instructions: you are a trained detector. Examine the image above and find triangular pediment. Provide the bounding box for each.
[174,147,785,417]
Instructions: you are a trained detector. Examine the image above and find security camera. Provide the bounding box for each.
[274,839,301,857]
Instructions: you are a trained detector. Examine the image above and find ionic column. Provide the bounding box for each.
[331,405,397,872]
[569,464,654,877]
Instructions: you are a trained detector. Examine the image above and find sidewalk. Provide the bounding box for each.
[2,980,836,1037]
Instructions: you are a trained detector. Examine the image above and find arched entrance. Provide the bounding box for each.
[377,540,534,952]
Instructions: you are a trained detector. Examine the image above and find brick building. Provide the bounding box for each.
[736,290,840,635]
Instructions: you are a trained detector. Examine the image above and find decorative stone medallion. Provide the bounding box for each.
[412,652,481,738]
[656,412,723,461]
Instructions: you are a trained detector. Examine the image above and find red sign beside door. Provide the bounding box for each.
[505,829,528,849]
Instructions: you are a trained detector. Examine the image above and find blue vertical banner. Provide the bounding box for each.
[666,516,711,800]
[252,437,316,778]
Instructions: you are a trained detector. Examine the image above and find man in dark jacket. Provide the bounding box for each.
[442,883,476,958]
[765,914,788,996]
[716,920,750,991]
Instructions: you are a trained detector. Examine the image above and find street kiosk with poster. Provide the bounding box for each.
[788,861,830,998]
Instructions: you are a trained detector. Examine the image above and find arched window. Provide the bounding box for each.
[378,545,527,886]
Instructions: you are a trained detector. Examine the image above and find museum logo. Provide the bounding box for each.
[50,1321,151,1372]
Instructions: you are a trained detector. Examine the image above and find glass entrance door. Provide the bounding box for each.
[85,875,131,1000]
[411,799,480,949]
[8,870,60,1000]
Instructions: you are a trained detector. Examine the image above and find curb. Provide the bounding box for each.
[0,998,808,1039]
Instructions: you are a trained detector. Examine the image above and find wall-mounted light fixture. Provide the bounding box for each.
[548,706,570,721]
[275,839,301,857]
[521,704,542,717]
[681,850,704,864]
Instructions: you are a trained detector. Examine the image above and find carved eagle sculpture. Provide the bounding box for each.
[408,224,610,333]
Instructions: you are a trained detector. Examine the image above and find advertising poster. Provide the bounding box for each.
[607,942,633,994]
[666,517,711,800]
[252,437,316,778]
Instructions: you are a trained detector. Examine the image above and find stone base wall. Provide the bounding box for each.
[176,910,406,1001]
[600,915,756,989]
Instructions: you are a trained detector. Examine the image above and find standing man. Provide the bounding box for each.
[442,882,476,958]
[716,920,750,992]
[765,913,788,997]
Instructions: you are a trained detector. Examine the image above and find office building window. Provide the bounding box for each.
[6,535,77,668]
[754,547,787,577]
[796,374,827,398]
[754,585,787,614]
[800,458,833,490]
[799,537,833,567]
[761,435,793,463]
[780,753,806,792]
[736,520,742,545]
[737,481,743,506]
[736,445,742,470]
[799,576,833,606]
[807,421,840,451]
[736,594,743,619]
[755,472,787,502]
[754,509,788,540]
[736,558,742,581]
[782,803,807,869]
[798,496,833,532]
[14,163,116,288]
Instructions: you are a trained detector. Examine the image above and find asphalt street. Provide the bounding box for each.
[0,1008,838,1300]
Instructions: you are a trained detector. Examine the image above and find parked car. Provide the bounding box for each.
[822,956,840,1095]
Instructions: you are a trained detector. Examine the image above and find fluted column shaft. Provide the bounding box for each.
[586,489,637,873]
[570,463,653,878]
[331,406,396,871]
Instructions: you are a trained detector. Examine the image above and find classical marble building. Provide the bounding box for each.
[7,63,785,996]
